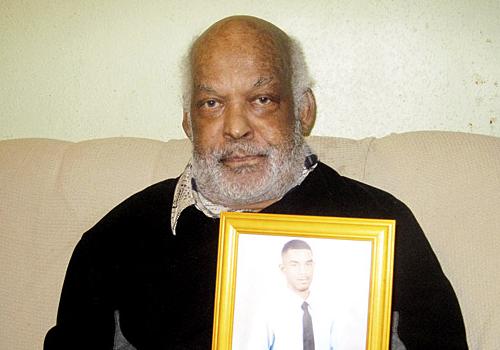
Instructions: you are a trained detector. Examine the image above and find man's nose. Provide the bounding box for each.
[223,103,252,140]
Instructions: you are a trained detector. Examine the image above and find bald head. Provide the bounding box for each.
[194,15,291,54]
[191,16,292,85]
[199,15,288,38]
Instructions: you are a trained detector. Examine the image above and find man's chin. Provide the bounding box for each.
[219,174,268,196]
[296,282,312,290]
[206,172,275,206]
[221,157,267,175]
[221,155,267,170]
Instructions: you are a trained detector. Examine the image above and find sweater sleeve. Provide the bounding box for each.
[391,202,468,349]
[44,227,116,350]
[44,179,176,350]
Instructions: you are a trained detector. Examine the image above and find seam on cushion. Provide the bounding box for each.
[54,141,77,220]
[361,137,376,182]
[152,140,171,183]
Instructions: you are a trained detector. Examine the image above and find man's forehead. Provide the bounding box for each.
[192,38,285,72]
[190,17,290,78]
[191,53,287,96]
[193,75,280,94]
[284,249,314,260]
[254,76,274,87]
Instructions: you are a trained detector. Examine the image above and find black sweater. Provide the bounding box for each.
[45,162,467,349]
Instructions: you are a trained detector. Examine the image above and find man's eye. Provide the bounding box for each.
[204,99,218,108]
[256,96,271,105]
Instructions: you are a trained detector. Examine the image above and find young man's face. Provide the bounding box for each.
[280,248,314,294]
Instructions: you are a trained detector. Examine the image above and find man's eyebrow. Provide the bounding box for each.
[253,76,274,87]
[288,259,313,263]
[195,84,217,93]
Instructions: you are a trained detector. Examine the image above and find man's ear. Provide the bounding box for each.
[298,89,316,136]
[182,111,193,140]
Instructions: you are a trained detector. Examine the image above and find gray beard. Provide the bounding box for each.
[191,128,306,207]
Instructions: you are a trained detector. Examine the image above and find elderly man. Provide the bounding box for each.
[45,16,467,349]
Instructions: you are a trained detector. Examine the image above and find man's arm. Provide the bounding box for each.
[392,205,468,349]
[45,179,177,350]
[44,230,116,350]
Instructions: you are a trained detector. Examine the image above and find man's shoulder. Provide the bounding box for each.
[286,161,413,220]
[104,177,178,221]
[315,161,398,201]
[79,177,180,245]
[119,177,179,209]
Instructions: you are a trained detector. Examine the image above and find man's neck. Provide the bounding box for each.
[294,289,310,300]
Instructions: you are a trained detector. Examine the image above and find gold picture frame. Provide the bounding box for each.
[212,212,395,350]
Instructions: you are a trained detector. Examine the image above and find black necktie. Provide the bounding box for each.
[302,301,315,350]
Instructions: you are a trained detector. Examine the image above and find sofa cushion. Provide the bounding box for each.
[362,131,500,350]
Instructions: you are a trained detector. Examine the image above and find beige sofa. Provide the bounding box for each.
[0,131,499,349]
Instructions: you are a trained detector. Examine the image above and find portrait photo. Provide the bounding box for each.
[232,234,372,350]
[212,212,396,350]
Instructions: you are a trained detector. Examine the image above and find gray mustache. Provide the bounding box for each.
[214,143,272,160]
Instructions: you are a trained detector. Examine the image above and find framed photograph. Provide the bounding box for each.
[212,212,395,350]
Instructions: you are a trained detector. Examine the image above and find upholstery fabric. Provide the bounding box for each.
[0,132,498,349]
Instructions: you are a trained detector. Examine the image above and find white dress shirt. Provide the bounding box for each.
[234,286,337,350]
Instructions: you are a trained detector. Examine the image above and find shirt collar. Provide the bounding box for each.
[170,144,318,235]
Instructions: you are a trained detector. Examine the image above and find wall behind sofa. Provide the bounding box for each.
[1,0,499,142]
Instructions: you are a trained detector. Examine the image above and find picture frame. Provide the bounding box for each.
[212,212,396,350]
